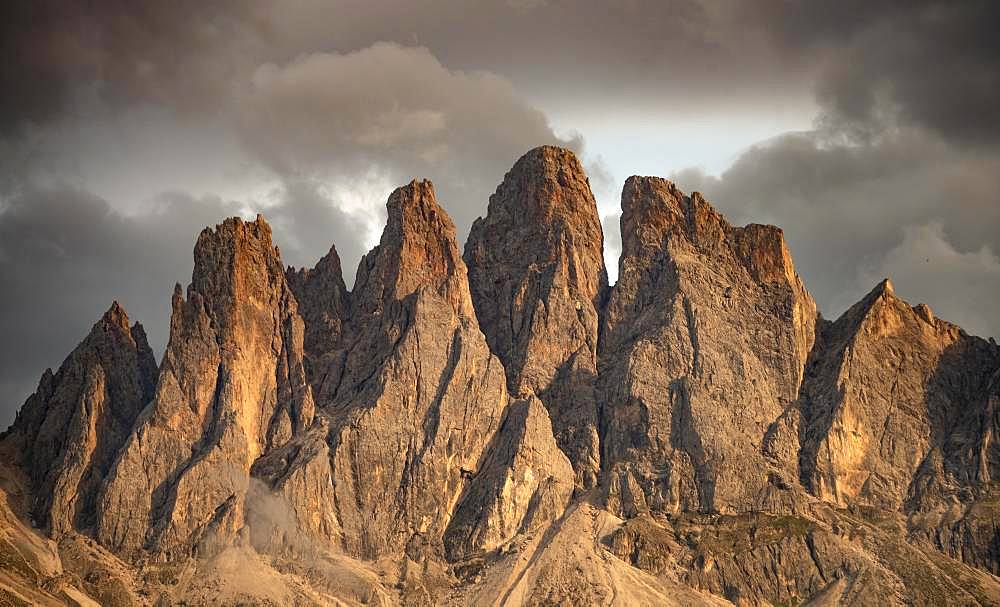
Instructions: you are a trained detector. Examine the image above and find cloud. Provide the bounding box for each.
[236,42,574,237]
[753,0,1000,146]
[0,0,263,134]
[0,186,211,426]
[0,0,813,138]
[657,1,1000,337]
[264,0,812,114]
[601,212,623,285]
[261,178,377,277]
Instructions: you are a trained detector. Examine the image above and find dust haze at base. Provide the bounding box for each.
[1,145,999,606]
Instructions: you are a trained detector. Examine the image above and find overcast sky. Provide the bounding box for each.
[1,0,998,426]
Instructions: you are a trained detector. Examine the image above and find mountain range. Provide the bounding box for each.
[2,146,999,606]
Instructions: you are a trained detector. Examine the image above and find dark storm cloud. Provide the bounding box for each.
[0,186,228,423]
[265,0,808,111]
[1,0,582,245]
[754,0,1000,145]
[0,0,263,134]
[665,0,1000,337]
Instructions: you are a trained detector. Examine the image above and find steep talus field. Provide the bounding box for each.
[1,145,999,605]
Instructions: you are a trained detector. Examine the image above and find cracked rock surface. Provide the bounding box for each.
[465,146,607,489]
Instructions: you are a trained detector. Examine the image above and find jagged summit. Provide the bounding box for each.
[189,214,286,317]
[354,179,474,319]
[829,276,971,349]
[286,243,349,382]
[621,175,694,227]
[314,181,508,561]
[96,211,315,558]
[465,145,606,487]
[603,176,819,517]
[2,148,1000,606]
[287,243,347,292]
[101,300,131,330]
[620,176,801,288]
[488,145,598,221]
[798,269,999,513]
[2,300,156,535]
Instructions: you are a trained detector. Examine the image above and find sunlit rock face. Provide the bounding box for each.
[600,176,817,517]
[797,278,1000,572]
[96,216,315,560]
[318,180,508,559]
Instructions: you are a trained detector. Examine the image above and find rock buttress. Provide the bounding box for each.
[464,145,607,488]
[600,177,818,516]
[96,216,315,559]
[324,180,508,559]
[443,395,574,560]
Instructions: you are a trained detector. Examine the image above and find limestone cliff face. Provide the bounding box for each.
[247,414,340,556]
[320,181,509,559]
[797,278,1000,570]
[443,396,574,560]
[911,365,1000,574]
[1,302,156,535]
[600,176,817,517]
[799,279,990,508]
[96,216,315,559]
[465,145,607,488]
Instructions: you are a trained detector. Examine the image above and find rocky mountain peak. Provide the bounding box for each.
[286,244,349,381]
[95,301,150,353]
[829,276,967,348]
[491,145,596,223]
[603,179,818,515]
[312,182,509,563]
[465,145,606,487]
[190,215,287,321]
[354,179,473,318]
[1,301,156,534]
[101,300,131,332]
[798,273,999,518]
[287,242,347,292]
[618,176,686,259]
[96,213,316,559]
[620,176,799,288]
[621,176,729,236]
